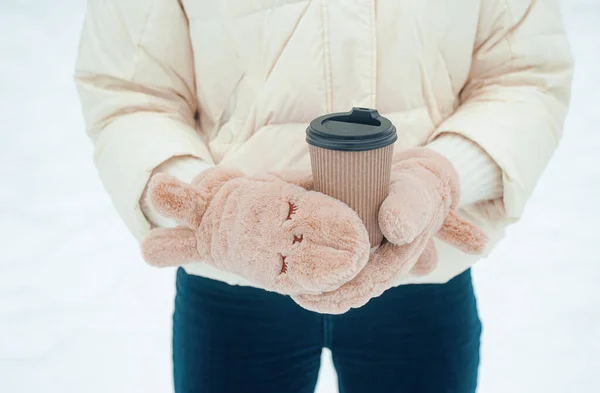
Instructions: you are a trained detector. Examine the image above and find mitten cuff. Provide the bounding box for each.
[427,133,503,207]
[141,156,212,228]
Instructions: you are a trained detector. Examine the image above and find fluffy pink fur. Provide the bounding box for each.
[142,150,488,312]
[141,168,371,295]
[142,227,200,267]
[294,237,430,314]
[379,148,488,269]
[294,147,489,314]
[408,240,438,276]
[438,210,488,254]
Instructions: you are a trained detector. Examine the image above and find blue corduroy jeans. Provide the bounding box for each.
[173,267,481,393]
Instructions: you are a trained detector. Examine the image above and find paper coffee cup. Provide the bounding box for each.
[306,108,397,248]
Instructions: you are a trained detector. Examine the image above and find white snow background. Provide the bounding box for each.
[1,1,598,392]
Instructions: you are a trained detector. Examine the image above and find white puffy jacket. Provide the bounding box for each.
[75,0,573,286]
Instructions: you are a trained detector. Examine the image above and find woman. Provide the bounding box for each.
[74,0,573,392]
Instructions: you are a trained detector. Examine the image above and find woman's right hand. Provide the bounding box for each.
[141,168,371,295]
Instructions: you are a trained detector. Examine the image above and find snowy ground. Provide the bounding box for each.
[1,1,598,392]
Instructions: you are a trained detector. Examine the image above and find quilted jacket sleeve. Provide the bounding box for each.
[431,0,574,220]
[74,0,213,240]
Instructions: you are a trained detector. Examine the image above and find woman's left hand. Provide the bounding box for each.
[293,148,489,314]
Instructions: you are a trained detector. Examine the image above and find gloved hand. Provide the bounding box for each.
[141,167,371,295]
[293,148,488,313]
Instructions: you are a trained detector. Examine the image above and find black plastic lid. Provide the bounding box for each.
[306,108,397,152]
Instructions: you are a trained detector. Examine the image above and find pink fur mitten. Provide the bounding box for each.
[293,147,489,314]
[141,168,371,295]
[379,148,489,268]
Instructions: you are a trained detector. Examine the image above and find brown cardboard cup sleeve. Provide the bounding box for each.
[306,108,397,248]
